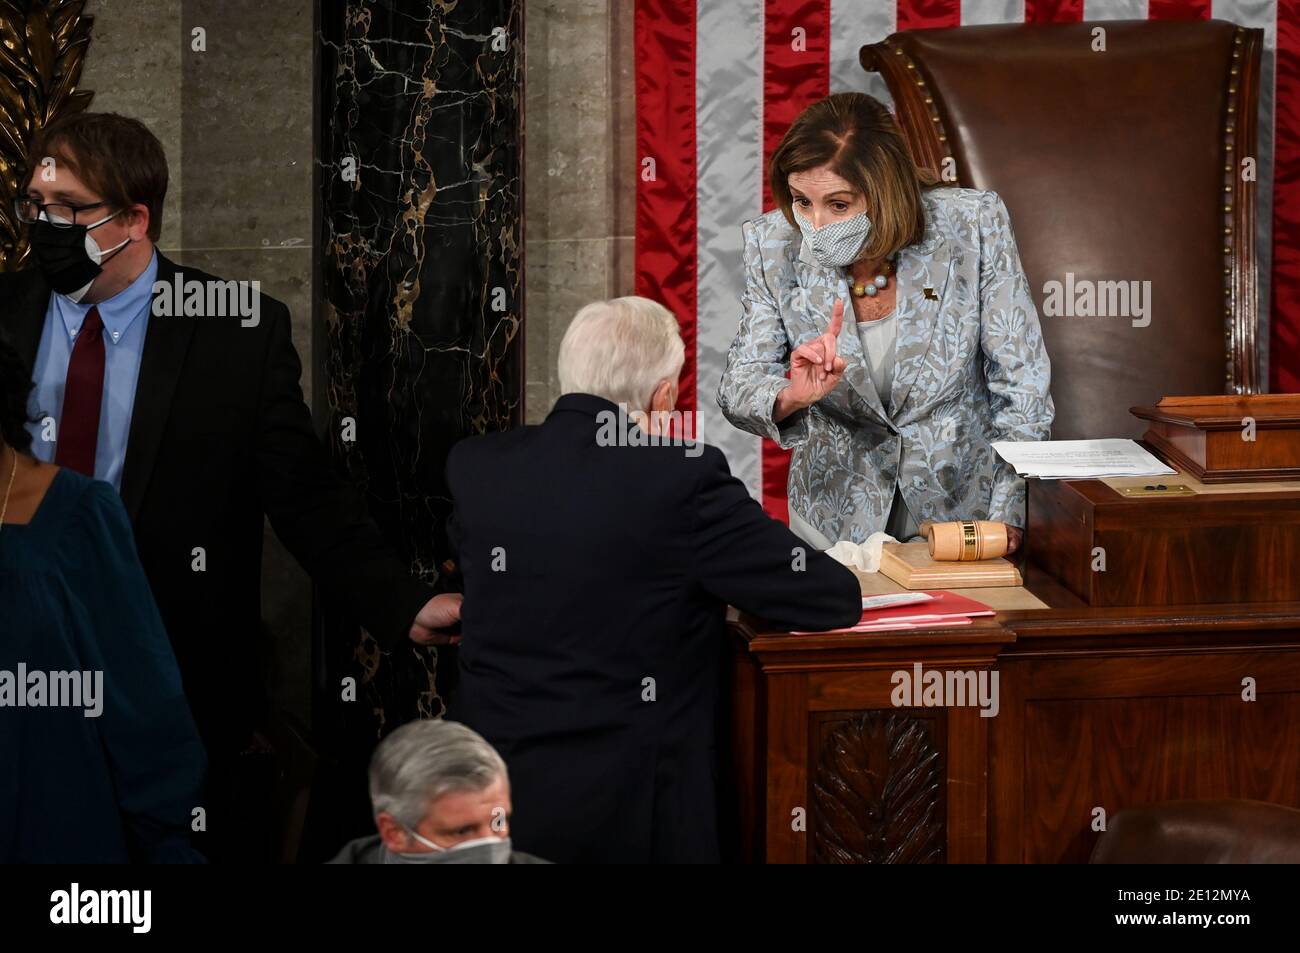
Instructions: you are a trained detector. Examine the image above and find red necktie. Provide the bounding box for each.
[54,305,106,477]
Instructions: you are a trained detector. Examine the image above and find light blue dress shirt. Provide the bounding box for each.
[26,251,158,491]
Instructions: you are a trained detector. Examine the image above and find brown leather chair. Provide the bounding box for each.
[1090,799,1300,864]
[862,20,1263,441]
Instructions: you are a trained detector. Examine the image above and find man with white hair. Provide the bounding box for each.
[328,719,548,863]
[444,295,862,864]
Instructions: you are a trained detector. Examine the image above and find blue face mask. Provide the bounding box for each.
[385,827,513,865]
[793,206,873,269]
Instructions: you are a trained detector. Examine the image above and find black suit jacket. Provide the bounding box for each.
[445,393,862,863]
[3,253,433,753]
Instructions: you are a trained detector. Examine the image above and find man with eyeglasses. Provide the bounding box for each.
[1,111,464,862]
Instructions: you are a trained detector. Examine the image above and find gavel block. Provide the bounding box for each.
[878,539,1022,589]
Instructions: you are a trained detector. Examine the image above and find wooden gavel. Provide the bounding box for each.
[919,520,1010,561]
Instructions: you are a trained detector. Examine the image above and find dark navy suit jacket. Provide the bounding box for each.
[446,393,862,863]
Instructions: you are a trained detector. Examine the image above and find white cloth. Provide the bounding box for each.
[824,531,898,573]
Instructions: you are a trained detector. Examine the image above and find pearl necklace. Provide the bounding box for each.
[850,257,895,298]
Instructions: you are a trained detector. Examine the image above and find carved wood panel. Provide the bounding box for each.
[810,709,946,864]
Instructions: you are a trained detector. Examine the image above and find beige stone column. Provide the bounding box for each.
[523,0,636,422]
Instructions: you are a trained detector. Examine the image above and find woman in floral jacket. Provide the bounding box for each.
[718,92,1054,549]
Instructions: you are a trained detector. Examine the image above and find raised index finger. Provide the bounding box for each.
[828,298,845,338]
[824,299,845,370]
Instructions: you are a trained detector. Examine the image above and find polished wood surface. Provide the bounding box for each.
[854,562,1046,609]
[1024,475,1300,606]
[729,592,1300,863]
[1132,394,1300,482]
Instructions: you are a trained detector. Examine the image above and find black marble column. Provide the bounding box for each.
[312,0,523,835]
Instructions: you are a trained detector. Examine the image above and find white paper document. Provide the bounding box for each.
[991,439,1177,479]
[861,592,934,611]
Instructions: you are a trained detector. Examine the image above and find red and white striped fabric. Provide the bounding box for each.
[634,0,1298,523]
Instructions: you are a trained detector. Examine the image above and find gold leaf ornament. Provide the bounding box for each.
[0,0,94,271]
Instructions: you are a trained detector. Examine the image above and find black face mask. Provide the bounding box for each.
[29,211,128,299]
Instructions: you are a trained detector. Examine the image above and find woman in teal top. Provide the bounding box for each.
[0,335,205,863]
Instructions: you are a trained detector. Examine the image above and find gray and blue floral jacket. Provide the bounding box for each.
[716,187,1054,544]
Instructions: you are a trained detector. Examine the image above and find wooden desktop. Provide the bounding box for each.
[725,453,1300,863]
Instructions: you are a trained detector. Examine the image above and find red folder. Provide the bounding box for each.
[794,590,994,634]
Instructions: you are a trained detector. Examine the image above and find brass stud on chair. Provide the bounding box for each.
[1224,27,1241,351]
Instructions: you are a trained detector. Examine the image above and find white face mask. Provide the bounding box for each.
[83,212,131,261]
[386,828,513,865]
[793,206,872,269]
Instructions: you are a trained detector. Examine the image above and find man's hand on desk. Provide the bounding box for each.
[410,592,464,646]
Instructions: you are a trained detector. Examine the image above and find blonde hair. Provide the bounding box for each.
[769,92,937,261]
[557,296,685,410]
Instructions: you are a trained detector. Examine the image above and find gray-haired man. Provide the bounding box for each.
[327,719,549,864]
[445,295,863,863]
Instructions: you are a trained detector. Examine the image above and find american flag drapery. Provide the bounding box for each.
[635,0,1297,521]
